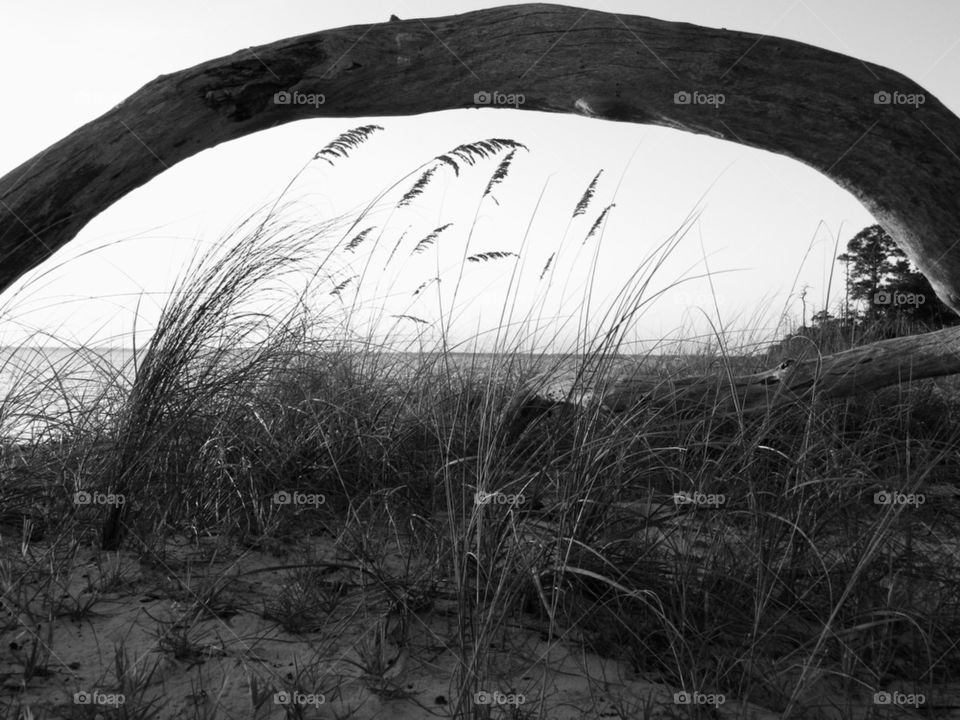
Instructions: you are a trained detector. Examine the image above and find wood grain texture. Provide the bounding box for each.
[1,4,958,310]
[602,325,960,414]
[2,4,960,406]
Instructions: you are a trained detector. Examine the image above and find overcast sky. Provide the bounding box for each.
[1,0,957,353]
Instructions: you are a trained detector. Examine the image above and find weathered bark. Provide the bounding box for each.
[1,4,959,314]
[602,325,960,414]
[2,3,960,416]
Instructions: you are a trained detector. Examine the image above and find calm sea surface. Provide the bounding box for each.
[0,346,729,442]
[0,347,136,442]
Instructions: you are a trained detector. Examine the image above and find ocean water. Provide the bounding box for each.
[0,345,719,443]
[0,346,136,442]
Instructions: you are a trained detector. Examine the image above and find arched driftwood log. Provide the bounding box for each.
[2,3,960,407]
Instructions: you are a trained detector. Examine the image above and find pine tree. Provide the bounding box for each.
[838,224,959,332]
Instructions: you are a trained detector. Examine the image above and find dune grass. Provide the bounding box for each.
[2,127,960,719]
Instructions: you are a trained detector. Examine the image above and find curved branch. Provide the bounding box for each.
[1,4,959,314]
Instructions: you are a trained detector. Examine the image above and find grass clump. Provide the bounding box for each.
[2,127,960,719]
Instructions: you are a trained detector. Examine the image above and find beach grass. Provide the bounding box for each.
[2,128,960,719]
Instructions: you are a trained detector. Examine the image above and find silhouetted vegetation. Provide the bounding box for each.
[769,223,960,358]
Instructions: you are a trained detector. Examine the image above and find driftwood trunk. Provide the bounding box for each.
[1,4,959,309]
[1,4,959,413]
[602,325,960,414]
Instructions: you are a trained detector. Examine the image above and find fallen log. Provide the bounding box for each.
[602,325,960,414]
